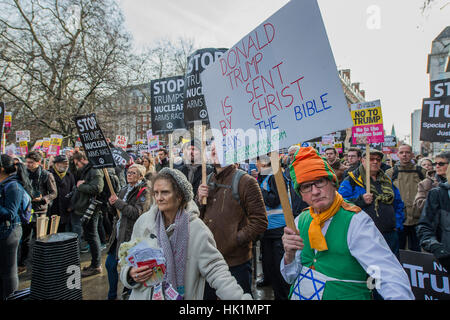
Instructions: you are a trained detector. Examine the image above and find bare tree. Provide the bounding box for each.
[0,0,136,145]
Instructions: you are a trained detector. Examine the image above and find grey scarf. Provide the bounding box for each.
[155,209,189,297]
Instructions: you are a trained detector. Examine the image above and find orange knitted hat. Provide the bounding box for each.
[289,146,338,193]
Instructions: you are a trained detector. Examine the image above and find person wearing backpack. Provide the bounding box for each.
[197,143,267,299]
[0,154,33,300]
[105,164,152,300]
[385,144,426,252]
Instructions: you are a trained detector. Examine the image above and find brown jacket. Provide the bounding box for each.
[413,171,444,216]
[386,163,426,226]
[199,165,268,267]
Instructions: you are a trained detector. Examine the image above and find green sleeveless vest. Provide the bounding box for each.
[291,207,372,300]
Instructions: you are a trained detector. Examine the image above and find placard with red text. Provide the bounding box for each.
[201,0,352,165]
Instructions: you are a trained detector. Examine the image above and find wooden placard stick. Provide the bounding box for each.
[169,133,173,169]
[201,124,207,205]
[270,151,296,232]
[365,143,371,191]
[102,168,120,218]
[50,215,60,235]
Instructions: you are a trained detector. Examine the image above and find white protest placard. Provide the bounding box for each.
[16,130,30,143]
[201,0,352,165]
[351,99,384,145]
[115,135,128,149]
[146,130,159,152]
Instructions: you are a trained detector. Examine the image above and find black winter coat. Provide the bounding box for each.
[48,167,76,224]
[416,182,450,258]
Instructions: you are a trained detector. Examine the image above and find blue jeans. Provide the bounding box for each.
[105,244,118,300]
[203,260,253,299]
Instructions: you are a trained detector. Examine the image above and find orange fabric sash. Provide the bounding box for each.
[308,192,361,251]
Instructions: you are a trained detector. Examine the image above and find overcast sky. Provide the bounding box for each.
[117,0,450,142]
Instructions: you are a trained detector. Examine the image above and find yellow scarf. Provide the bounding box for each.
[308,192,361,251]
[54,168,67,180]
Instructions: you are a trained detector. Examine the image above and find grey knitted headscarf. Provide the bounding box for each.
[157,167,193,203]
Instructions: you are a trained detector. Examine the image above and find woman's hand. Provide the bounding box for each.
[129,265,153,284]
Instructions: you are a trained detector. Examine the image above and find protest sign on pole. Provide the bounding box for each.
[74,114,118,217]
[74,113,115,169]
[334,142,343,154]
[151,76,186,134]
[111,147,131,167]
[114,135,128,150]
[201,0,353,167]
[146,130,159,153]
[201,0,353,231]
[4,111,11,133]
[351,99,384,191]
[19,139,28,156]
[16,130,30,143]
[32,139,44,151]
[350,100,384,145]
[382,135,397,154]
[420,96,450,143]
[42,138,51,154]
[399,250,450,300]
[183,48,228,127]
[47,134,63,156]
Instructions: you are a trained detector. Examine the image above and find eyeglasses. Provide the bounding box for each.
[299,177,329,193]
[127,171,138,175]
[433,162,448,167]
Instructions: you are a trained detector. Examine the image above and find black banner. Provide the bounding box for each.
[74,113,115,168]
[420,97,450,142]
[183,48,228,126]
[399,249,450,300]
[111,147,131,167]
[150,76,186,134]
[430,78,450,98]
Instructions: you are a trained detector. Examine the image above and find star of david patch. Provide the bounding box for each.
[291,268,326,300]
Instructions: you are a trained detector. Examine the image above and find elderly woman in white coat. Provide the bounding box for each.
[119,167,252,300]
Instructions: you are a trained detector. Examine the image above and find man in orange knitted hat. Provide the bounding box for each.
[281,147,413,300]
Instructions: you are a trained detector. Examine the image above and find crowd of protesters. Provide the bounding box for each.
[0,138,449,300]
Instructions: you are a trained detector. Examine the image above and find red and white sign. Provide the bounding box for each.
[115,135,128,149]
